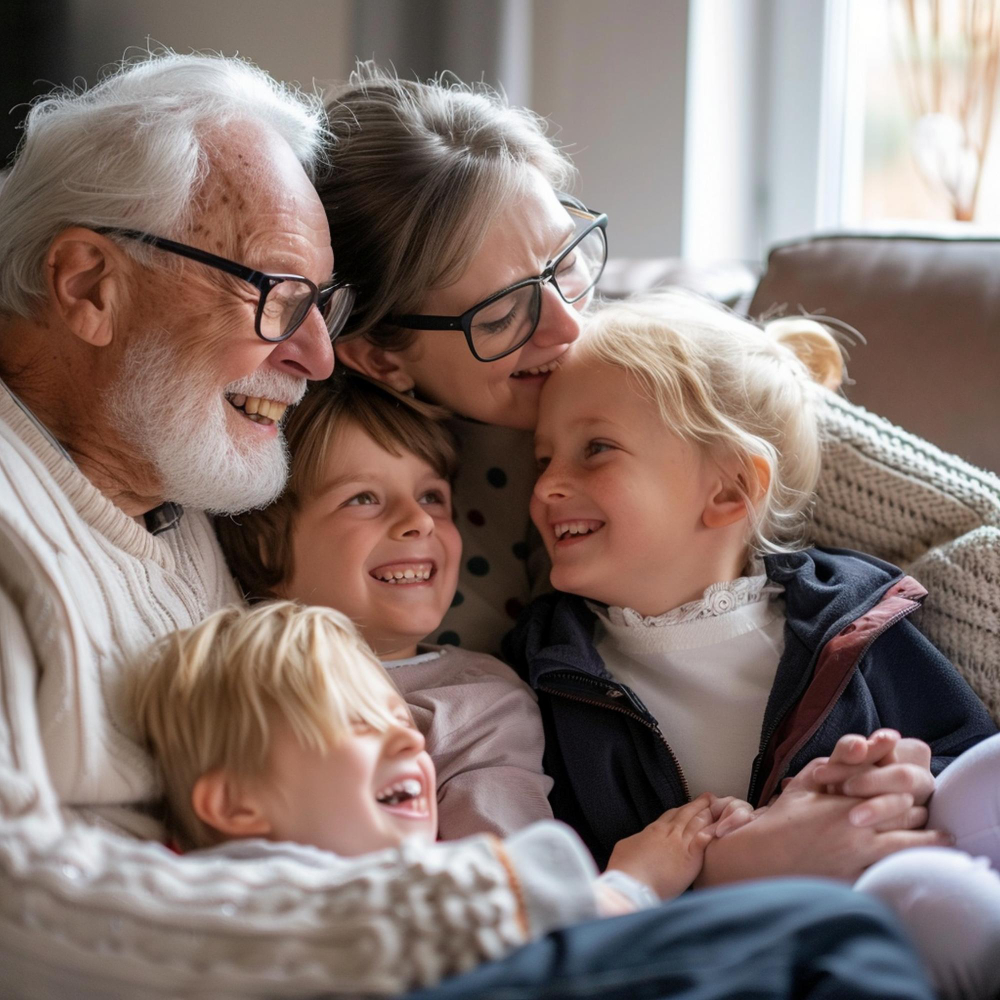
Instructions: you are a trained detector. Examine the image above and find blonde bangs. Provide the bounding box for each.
[133,601,401,848]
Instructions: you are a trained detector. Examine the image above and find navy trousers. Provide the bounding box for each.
[405,879,933,1000]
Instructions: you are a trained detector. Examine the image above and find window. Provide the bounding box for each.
[846,0,1000,227]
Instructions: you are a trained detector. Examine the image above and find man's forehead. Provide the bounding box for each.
[198,129,331,274]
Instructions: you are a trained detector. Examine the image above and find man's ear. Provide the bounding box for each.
[45,227,128,348]
[191,769,272,840]
[335,337,415,392]
[702,455,771,529]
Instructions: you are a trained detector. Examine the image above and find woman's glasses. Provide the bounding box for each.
[96,228,356,344]
[388,200,608,362]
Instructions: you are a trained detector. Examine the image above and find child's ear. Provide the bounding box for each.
[191,769,272,840]
[702,456,771,529]
[335,337,415,393]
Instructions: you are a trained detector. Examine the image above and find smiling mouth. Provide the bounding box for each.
[369,561,437,585]
[225,394,290,425]
[375,776,430,817]
[553,519,605,543]
[510,360,561,379]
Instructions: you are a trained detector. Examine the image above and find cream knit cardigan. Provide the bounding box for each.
[0,385,600,999]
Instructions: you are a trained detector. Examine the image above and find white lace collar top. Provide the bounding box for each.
[588,563,785,655]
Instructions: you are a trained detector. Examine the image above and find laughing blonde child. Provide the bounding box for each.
[503,290,998,994]
[132,599,722,916]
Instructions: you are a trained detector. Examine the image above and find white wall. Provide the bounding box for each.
[531,0,690,257]
[683,0,766,263]
[66,0,354,94]
[58,0,692,258]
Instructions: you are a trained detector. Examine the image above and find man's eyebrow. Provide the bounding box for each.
[240,240,332,281]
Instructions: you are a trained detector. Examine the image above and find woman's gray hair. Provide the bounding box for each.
[318,62,576,351]
[0,50,327,318]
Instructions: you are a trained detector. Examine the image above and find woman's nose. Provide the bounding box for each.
[530,284,583,350]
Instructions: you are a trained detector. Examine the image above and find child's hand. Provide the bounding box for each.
[605,793,717,900]
[710,795,762,839]
[809,730,935,829]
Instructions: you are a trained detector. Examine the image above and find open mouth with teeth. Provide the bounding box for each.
[369,561,436,585]
[225,394,290,426]
[510,360,560,379]
[374,776,430,817]
[553,519,605,545]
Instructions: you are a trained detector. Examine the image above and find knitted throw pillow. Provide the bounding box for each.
[812,393,1000,722]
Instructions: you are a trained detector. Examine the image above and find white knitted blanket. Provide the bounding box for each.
[814,394,1000,722]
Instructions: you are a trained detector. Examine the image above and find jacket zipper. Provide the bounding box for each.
[538,671,691,802]
[747,601,920,804]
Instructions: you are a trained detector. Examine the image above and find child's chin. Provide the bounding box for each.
[552,570,610,605]
[550,566,587,597]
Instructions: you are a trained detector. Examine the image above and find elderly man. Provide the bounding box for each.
[0,52,934,1000]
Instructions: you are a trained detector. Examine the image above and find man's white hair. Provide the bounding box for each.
[0,50,327,317]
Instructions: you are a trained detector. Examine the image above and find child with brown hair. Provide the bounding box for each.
[215,371,552,839]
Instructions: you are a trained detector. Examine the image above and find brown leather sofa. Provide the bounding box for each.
[749,233,1000,475]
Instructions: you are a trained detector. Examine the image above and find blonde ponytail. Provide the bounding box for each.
[764,317,845,392]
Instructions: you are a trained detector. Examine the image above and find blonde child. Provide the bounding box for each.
[502,290,998,992]
[132,599,721,915]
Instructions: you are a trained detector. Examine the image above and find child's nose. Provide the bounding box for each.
[393,501,435,539]
[533,463,569,503]
[386,720,425,757]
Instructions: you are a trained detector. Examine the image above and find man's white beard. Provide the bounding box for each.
[107,333,306,515]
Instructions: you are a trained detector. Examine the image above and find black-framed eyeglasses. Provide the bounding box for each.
[388,197,608,362]
[96,228,356,344]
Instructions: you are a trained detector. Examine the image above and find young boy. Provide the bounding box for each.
[132,599,714,915]
[214,371,550,839]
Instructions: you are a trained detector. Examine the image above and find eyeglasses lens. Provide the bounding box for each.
[553,225,607,304]
[469,284,541,361]
[322,286,357,341]
[259,279,316,342]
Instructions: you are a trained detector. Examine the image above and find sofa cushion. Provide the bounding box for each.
[815,392,1000,721]
[750,233,1000,473]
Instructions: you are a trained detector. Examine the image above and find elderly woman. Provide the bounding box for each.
[322,65,595,653]
[316,65,959,889]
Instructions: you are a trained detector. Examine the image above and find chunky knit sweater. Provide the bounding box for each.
[0,384,600,999]
[814,393,1000,722]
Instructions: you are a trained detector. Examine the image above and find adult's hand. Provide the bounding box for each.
[809,730,936,828]
[694,774,951,887]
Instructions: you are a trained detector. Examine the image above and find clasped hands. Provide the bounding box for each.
[603,729,951,906]
[694,728,951,886]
